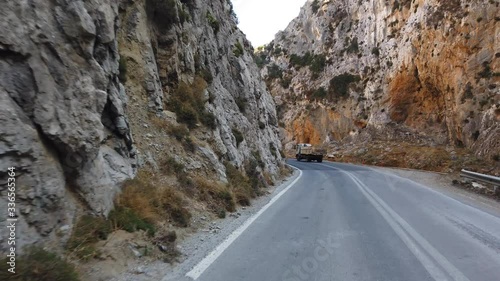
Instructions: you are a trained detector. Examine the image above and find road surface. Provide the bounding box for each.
[186,161,500,281]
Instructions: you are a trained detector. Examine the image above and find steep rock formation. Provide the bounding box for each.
[262,0,499,159]
[0,0,282,254]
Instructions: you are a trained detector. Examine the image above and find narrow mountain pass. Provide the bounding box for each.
[185,161,500,281]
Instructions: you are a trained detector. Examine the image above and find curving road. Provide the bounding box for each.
[186,161,500,281]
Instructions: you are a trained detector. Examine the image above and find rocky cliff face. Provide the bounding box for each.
[261,0,499,160]
[0,0,282,254]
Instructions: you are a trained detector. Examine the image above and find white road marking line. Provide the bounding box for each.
[345,171,470,281]
[370,168,500,222]
[185,166,303,280]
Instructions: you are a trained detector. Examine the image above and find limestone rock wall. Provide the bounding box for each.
[262,0,499,157]
[0,0,282,254]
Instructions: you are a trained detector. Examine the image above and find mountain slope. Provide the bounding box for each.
[0,0,284,258]
[261,0,499,164]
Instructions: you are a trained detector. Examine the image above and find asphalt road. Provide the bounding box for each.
[188,161,500,281]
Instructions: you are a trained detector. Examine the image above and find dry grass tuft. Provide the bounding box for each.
[150,115,171,131]
[117,170,191,227]
[225,163,255,205]
[193,177,236,216]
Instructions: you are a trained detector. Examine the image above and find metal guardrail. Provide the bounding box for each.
[460,169,500,186]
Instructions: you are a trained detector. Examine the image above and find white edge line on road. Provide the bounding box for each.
[185,166,303,280]
[316,162,470,281]
[345,171,470,281]
[369,167,500,223]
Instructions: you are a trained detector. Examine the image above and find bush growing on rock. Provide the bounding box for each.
[267,63,283,80]
[0,247,80,281]
[118,55,127,82]
[116,171,191,228]
[289,52,326,75]
[146,0,178,29]
[168,76,216,130]
[225,163,254,205]
[232,128,244,146]
[311,0,321,13]
[309,54,326,75]
[66,215,112,260]
[193,178,236,214]
[311,87,327,100]
[233,41,244,57]
[328,73,361,99]
[206,11,220,33]
[168,124,190,141]
[235,96,247,112]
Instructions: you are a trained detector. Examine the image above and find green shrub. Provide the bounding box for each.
[175,102,198,128]
[225,163,254,205]
[245,158,264,192]
[206,12,220,33]
[183,136,196,152]
[267,64,283,80]
[269,143,278,158]
[0,247,80,281]
[179,7,190,23]
[66,215,111,260]
[232,128,244,146]
[252,150,265,168]
[311,0,320,13]
[290,52,313,68]
[180,0,195,9]
[254,52,268,68]
[289,52,326,75]
[109,207,156,236]
[145,0,178,30]
[233,41,244,57]
[199,68,213,83]
[279,149,286,158]
[478,61,492,78]
[346,38,359,53]
[311,87,327,100]
[235,96,247,112]
[217,208,226,218]
[309,54,326,74]
[168,77,214,129]
[168,124,189,141]
[118,56,127,82]
[162,157,185,175]
[200,111,217,129]
[328,73,361,99]
[280,77,292,89]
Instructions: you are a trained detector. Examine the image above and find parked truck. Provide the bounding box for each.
[295,143,325,162]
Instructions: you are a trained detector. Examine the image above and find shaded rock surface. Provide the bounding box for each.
[0,0,282,254]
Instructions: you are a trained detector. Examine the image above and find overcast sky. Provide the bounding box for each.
[232,0,308,47]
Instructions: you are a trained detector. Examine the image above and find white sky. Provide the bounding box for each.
[232,0,308,47]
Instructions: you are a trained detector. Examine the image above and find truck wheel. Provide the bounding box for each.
[317,158,323,163]
[307,158,312,162]
[296,156,301,161]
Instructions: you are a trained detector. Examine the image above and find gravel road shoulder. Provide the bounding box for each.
[111,168,301,281]
[372,166,500,217]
